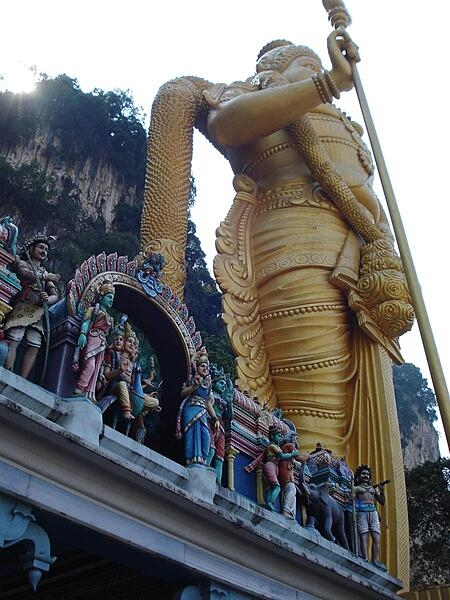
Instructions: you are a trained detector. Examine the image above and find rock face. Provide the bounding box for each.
[402,417,441,471]
[2,123,140,231]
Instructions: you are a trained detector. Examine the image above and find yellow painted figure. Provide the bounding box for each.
[141,28,413,580]
[4,236,60,379]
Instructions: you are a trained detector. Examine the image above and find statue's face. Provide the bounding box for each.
[197,361,209,377]
[282,56,320,84]
[213,378,226,395]
[124,336,138,357]
[272,431,283,445]
[31,242,48,262]
[113,334,124,351]
[359,469,371,483]
[101,292,115,309]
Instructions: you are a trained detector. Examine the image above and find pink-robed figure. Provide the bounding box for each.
[73,279,115,401]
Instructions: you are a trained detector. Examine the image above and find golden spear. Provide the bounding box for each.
[322,0,450,449]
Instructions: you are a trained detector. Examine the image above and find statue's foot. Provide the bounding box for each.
[282,511,295,519]
[371,560,387,571]
[266,501,275,511]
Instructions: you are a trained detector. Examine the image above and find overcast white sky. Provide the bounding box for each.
[2,1,449,455]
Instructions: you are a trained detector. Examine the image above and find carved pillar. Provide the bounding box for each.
[256,466,265,506]
[225,447,239,491]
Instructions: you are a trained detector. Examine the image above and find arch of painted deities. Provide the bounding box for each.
[46,250,203,460]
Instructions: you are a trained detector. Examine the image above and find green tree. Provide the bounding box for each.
[184,219,235,376]
[393,363,437,447]
[0,158,55,228]
[406,458,450,588]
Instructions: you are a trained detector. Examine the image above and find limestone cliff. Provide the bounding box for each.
[402,417,441,470]
[2,123,140,232]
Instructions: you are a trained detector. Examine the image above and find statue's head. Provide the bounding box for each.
[355,464,372,484]
[24,234,56,262]
[210,363,227,395]
[123,320,139,359]
[194,347,210,377]
[268,425,283,445]
[96,278,115,309]
[255,40,322,87]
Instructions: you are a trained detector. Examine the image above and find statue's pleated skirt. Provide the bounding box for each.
[253,191,355,454]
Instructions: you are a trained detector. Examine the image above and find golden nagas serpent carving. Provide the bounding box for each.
[141,76,217,298]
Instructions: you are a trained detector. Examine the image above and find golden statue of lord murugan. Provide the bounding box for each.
[140,26,414,580]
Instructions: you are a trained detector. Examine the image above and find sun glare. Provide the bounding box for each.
[1,61,37,94]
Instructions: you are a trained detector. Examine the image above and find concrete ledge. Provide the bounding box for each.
[0,367,63,419]
[0,370,403,599]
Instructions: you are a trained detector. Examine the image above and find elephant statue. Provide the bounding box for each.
[303,482,349,550]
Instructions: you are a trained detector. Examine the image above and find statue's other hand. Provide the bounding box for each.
[78,332,87,349]
[327,28,359,92]
[47,273,61,283]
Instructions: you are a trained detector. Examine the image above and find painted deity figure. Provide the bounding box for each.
[207,365,234,483]
[354,464,386,566]
[102,321,161,423]
[278,431,309,519]
[4,235,60,379]
[73,279,115,401]
[176,349,219,466]
[245,425,300,512]
[103,320,138,420]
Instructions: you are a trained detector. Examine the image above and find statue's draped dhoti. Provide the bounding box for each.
[253,179,356,453]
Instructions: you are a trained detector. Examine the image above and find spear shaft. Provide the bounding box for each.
[322,0,450,448]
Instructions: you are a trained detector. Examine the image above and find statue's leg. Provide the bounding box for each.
[4,339,20,370]
[20,347,39,379]
[200,420,211,465]
[359,532,369,560]
[281,482,296,519]
[111,382,134,420]
[212,457,224,484]
[207,447,215,467]
[322,512,335,541]
[371,531,381,562]
[266,484,281,510]
[19,328,44,380]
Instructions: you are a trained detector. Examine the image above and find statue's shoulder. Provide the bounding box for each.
[204,78,255,108]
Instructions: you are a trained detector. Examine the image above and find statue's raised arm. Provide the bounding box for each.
[207,29,357,148]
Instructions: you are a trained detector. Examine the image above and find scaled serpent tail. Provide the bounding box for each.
[140,76,215,297]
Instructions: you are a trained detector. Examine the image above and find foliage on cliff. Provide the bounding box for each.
[0,76,146,281]
[184,219,235,376]
[0,75,146,182]
[406,458,450,588]
[393,363,437,433]
[393,362,439,468]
